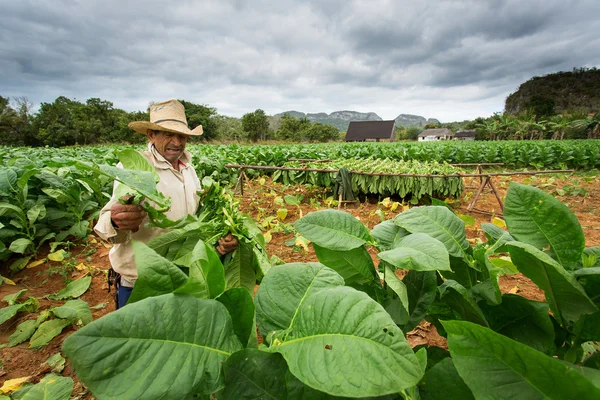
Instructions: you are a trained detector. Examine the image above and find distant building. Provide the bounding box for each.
[345,120,396,142]
[454,130,477,141]
[418,128,454,141]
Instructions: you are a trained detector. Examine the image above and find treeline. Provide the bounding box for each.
[0,96,341,147]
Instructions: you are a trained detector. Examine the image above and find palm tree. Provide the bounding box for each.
[570,113,600,139]
[548,115,570,140]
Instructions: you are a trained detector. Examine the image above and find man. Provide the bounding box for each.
[94,99,237,308]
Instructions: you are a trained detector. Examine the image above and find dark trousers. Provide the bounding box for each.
[117,285,133,309]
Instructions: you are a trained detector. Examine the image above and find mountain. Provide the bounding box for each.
[505,67,600,115]
[275,110,438,131]
[275,110,382,131]
[394,114,440,127]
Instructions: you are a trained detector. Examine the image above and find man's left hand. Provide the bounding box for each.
[217,233,238,256]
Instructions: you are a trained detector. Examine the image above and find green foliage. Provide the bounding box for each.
[276,114,340,142]
[274,158,464,201]
[178,99,218,141]
[241,109,270,141]
[506,67,600,115]
[60,181,600,398]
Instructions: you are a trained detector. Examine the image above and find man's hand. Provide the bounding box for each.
[110,203,147,232]
[217,233,238,256]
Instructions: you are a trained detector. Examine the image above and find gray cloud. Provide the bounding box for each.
[0,0,599,122]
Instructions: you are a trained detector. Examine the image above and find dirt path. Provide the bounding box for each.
[1,171,599,397]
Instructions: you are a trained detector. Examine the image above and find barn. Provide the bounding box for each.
[418,128,454,141]
[344,120,396,142]
[454,130,477,140]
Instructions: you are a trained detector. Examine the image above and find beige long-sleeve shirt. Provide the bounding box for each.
[94,143,201,285]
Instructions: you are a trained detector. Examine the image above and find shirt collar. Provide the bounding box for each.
[147,143,192,169]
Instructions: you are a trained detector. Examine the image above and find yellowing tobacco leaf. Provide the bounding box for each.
[27,259,46,269]
[277,208,288,221]
[1,276,16,285]
[492,217,506,228]
[47,250,67,262]
[0,376,31,394]
[390,201,400,212]
[263,231,272,244]
[74,263,88,271]
[295,236,309,252]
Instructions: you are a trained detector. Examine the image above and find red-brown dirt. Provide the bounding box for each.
[1,171,599,397]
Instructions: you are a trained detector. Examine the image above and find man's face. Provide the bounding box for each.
[147,130,189,164]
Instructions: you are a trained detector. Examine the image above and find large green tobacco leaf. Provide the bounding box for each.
[443,320,600,400]
[402,270,438,333]
[223,239,256,294]
[480,294,555,354]
[174,239,225,299]
[255,263,344,337]
[471,247,502,305]
[313,243,376,284]
[294,210,372,251]
[507,241,597,325]
[0,168,18,196]
[0,303,26,325]
[47,276,91,300]
[98,164,167,206]
[418,358,474,400]
[480,223,514,245]
[217,288,255,348]
[269,286,423,397]
[52,299,92,325]
[504,182,585,270]
[18,374,73,400]
[438,280,489,327]
[8,238,33,254]
[378,233,450,272]
[3,289,27,305]
[62,294,242,399]
[222,349,288,400]
[128,241,187,304]
[117,149,159,177]
[8,319,39,346]
[29,318,71,348]
[383,264,409,325]
[394,206,469,259]
[371,220,409,251]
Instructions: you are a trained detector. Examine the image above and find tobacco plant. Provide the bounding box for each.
[62,182,600,399]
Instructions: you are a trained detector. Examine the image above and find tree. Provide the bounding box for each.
[423,122,441,129]
[570,112,600,139]
[241,109,270,141]
[526,95,556,119]
[405,126,423,141]
[178,100,218,141]
[304,122,340,142]
[0,96,20,145]
[276,114,311,141]
[214,115,244,141]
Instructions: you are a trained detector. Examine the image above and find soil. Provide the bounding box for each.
[1,170,599,397]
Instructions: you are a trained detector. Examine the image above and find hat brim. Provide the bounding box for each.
[128,121,203,136]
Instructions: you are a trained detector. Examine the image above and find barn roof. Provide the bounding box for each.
[418,128,454,137]
[454,130,477,138]
[345,120,396,141]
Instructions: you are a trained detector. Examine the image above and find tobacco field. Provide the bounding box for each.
[1,141,600,399]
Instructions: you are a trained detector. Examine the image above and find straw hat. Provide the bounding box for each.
[128,99,203,136]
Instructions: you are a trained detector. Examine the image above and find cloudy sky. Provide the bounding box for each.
[1,0,599,122]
